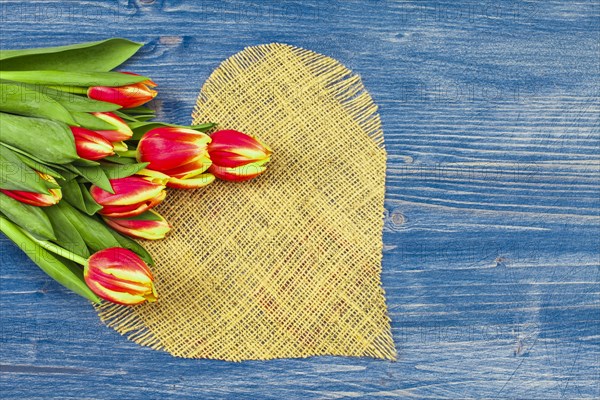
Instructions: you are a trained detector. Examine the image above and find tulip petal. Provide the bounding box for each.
[88,267,151,293]
[161,155,212,179]
[209,162,268,181]
[92,112,133,141]
[95,130,132,142]
[87,247,147,272]
[207,150,270,168]
[167,173,215,189]
[99,190,166,218]
[90,176,165,207]
[85,279,150,305]
[103,210,171,240]
[71,126,114,161]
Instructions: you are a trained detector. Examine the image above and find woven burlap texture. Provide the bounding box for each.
[97,43,396,361]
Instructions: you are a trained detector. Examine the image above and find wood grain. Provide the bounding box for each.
[1,0,598,398]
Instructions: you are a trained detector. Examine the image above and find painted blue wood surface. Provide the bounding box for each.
[1,1,599,398]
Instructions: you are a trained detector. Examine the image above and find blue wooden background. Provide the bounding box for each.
[1,1,599,398]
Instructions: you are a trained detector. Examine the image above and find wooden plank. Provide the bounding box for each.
[1,0,598,398]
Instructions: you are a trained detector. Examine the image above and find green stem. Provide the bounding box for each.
[0,215,25,242]
[115,150,137,158]
[190,122,217,131]
[0,215,99,303]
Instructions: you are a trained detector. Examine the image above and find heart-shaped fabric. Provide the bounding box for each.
[97,43,396,361]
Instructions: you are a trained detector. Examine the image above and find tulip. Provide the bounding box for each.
[104,210,171,240]
[0,172,62,207]
[70,126,114,161]
[87,72,157,109]
[137,127,214,189]
[84,247,158,305]
[90,175,167,218]
[91,112,133,142]
[207,130,272,181]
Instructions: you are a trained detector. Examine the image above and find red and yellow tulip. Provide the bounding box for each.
[87,72,157,109]
[0,172,62,207]
[70,126,114,161]
[90,175,167,218]
[91,112,133,142]
[103,210,171,240]
[84,247,158,305]
[137,127,214,189]
[207,130,272,181]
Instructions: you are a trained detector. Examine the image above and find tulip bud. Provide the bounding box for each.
[0,172,62,207]
[84,247,158,305]
[91,112,133,142]
[87,72,157,109]
[137,127,214,189]
[70,126,114,161]
[90,175,167,218]
[207,130,272,181]
[104,210,171,240]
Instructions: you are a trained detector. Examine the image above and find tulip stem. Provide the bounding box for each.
[19,228,89,266]
[115,150,137,158]
[0,216,99,303]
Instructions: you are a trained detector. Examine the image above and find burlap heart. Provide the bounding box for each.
[97,43,395,361]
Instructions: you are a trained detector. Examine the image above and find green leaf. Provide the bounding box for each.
[43,205,90,259]
[60,178,86,211]
[60,179,102,216]
[113,111,140,122]
[71,112,115,130]
[0,38,142,72]
[2,144,70,182]
[0,145,50,193]
[121,106,154,114]
[52,167,77,181]
[67,164,113,193]
[132,115,155,122]
[14,152,64,179]
[122,210,163,222]
[72,158,100,167]
[100,161,148,180]
[55,256,100,302]
[0,82,78,125]
[0,112,79,164]
[0,215,99,303]
[0,192,55,240]
[80,185,103,215]
[103,155,138,165]
[2,143,67,180]
[107,227,155,266]
[57,201,120,252]
[0,70,150,87]
[195,122,217,131]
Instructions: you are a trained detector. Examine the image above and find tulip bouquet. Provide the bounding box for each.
[0,39,272,305]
